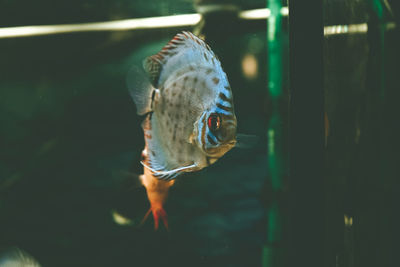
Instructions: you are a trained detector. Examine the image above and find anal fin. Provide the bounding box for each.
[141,161,196,180]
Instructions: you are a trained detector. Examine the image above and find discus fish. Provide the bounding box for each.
[128,31,238,229]
[130,31,237,180]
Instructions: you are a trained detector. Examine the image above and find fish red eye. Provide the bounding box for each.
[208,113,221,131]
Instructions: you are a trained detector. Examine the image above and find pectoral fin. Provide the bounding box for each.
[127,65,155,115]
[235,133,259,149]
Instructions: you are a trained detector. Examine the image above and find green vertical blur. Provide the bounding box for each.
[263,0,284,267]
[371,0,386,100]
[369,0,385,100]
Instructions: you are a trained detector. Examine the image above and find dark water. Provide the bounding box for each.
[1,1,400,267]
[0,8,270,266]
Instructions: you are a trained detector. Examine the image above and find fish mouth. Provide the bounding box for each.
[204,139,236,157]
[219,138,236,148]
[227,140,237,146]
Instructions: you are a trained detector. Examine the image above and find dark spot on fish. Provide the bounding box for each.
[183,77,189,89]
[191,88,195,93]
[193,77,198,84]
[176,114,180,119]
[204,53,208,61]
[189,66,194,71]
[173,82,177,87]
[206,68,212,74]
[173,124,178,141]
[172,91,176,97]
[151,150,156,157]
[212,77,220,85]
[201,116,207,151]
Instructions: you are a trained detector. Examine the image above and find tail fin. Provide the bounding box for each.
[126,65,155,115]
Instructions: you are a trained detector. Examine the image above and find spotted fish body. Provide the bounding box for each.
[131,31,237,180]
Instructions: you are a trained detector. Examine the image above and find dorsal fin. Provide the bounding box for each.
[143,55,163,88]
[143,31,218,88]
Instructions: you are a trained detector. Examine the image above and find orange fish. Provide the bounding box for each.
[139,116,174,230]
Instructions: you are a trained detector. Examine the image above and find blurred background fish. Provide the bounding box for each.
[0,248,41,267]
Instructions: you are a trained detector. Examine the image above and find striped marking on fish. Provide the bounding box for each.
[216,103,232,112]
[220,86,232,100]
[201,115,207,151]
[207,131,219,145]
[218,92,232,108]
[215,106,233,116]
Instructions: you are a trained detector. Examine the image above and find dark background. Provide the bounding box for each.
[0,0,399,266]
[0,1,270,266]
